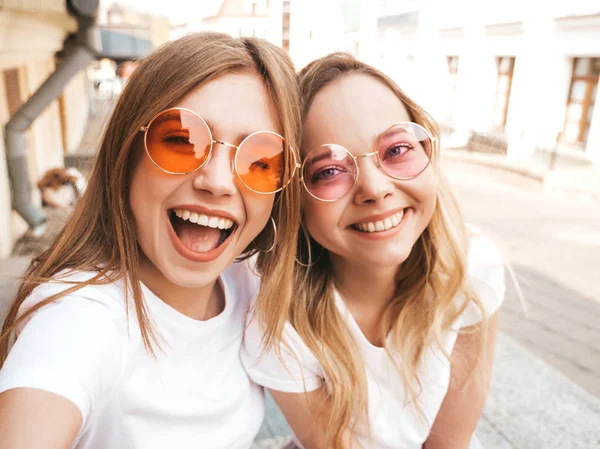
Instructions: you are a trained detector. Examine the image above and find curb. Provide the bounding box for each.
[441,148,547,182]
[442,148,600,199]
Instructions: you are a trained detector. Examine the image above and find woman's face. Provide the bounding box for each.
[129,71,278,289]
[302,73,438,270]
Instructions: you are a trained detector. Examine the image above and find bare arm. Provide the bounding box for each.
[270,388,365,449]
[0,388,82,449]
[423,311,500,449]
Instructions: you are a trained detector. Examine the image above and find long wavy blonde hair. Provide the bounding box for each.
[256,53,487,448]
[0,32,302,365]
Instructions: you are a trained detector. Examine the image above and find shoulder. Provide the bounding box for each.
[19,270,128,331]
[1,272,128,425]
[242,317,323,393]
[466,225,503,269]
[460,226,506,327]
[221,256,261,306]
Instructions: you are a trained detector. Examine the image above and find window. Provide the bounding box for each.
[282,1,291,53]
[492,56,515,129]
[446,56,459,123]
[3,68,22,118]
[562,57,600,145]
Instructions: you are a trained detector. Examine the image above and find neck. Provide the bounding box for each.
[330,253,398,314]
[137,257,224,321]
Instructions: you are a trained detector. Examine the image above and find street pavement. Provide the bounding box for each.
[442,157,600,399]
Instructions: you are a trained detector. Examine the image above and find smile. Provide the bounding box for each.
[352,210,405,233]
[167,206,238,262]
[172,208,235,230]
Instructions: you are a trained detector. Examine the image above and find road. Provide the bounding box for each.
[443,157,600,398]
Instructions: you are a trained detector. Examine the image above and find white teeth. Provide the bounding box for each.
[208,217,219,228]
[355,210,405,233]
[198,214,209,226]
[172,209,235,230]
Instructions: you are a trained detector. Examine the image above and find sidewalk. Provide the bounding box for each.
[1,257,599,449]
[443,148,600,200]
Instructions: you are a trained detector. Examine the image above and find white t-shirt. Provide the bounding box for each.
[0,259,264,449]
[242,230,505,449]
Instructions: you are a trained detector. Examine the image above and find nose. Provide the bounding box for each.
[191,142,236,197]
[352,154,394,205]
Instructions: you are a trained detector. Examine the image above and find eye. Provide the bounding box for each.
[163,134,191,145]
[251,159,269,170]
[384,143,412,159]
[312,166,346,182]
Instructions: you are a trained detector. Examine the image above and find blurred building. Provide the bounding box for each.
[0,0,167,258]
[98,2,170,61]
[352,0,600,169]
[0,0,90,258]
[171,0,346,70]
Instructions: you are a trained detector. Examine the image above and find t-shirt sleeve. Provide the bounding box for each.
[0,290,124,430]
[241,311,323,394]
[458,229,506,328]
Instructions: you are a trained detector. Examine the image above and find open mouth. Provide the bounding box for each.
[169,208,236,253]
[351,209,406,233]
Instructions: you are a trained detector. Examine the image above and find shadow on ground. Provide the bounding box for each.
[502,264,600,398]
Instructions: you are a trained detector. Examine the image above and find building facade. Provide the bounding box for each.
[0,1,91,258]
[352,0,600,168]
[172,0,347,71]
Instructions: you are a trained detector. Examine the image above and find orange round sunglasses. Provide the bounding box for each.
[140,107,299,194]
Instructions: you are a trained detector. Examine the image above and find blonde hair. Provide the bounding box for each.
[257,53,487,448]
[1,32,302,364]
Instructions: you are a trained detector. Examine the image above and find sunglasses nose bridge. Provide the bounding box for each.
[212,139,238,149]
[354,150,380,169]
[211,140,240,172]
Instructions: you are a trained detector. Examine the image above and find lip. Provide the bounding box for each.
[166,209,237,263]
[168,204,238,224]
[350,207,407,227]
[349,207,411,241]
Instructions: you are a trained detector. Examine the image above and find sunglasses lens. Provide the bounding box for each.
[377,123,432,179]
[302,145,357,201]
[236,132,289,194]
[146,109,211,173]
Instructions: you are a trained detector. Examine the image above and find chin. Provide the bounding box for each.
[364,252,412,269]
[160,262,223,289]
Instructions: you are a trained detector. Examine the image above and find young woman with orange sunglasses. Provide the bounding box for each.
[0,33,302,449]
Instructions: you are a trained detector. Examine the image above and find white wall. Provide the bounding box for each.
[354,1,600,166]
[61,70,90,154]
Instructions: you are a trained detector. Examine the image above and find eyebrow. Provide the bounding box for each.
[152,111,184,128]
[203,118,253,145]
[306,147,347,165]
[152,112,255,145]
[379,128,412,141]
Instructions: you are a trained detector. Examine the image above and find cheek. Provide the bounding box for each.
[129,159,173,240]
[410,168,438,210]
[240,191,275,235]
[303,197,343,242]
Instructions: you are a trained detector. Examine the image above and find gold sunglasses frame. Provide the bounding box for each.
[140,107,300,195]
[299,122,436,202]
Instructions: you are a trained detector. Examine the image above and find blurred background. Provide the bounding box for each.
[0,1,599,448]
